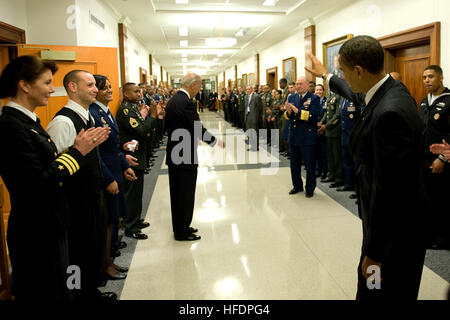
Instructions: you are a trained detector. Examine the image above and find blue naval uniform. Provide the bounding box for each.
[287,91,321,194]
[339,98,358,189]
[316,97,328,178]
[89,102,130,247]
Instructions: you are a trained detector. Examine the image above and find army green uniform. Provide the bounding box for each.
[116,99,157,235]
[320,92,343,184]
[280,87,290,154]
[271,98,283,149]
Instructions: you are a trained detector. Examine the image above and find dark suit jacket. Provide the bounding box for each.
[349,76,427,262]
[165,90,216,168]
[90,103,130,187]
[245,92,263,130]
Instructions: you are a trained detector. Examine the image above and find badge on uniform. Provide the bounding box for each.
[130,117,139,128]
[304,98,311,106]
[331,106,335,110]
[434,113,440,120]
[300,110,310,121]
[101,117,107,124]
[349,114,354,119]
[437,102,445,107]
[331,97,336,104]
[124,109,129,116]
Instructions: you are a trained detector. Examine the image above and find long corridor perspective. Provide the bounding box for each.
[107,111,449,300]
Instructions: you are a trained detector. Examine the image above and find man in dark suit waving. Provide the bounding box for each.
[165,73,225,241]
[306,36,427,300]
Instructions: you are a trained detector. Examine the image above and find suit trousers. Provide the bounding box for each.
[124,169,145,234]
[290,144,316,194]
[168,165,198,237]
[316,134,327,177]
[356,244,426,301]
[341,145,355,188]
[326,137,343,183]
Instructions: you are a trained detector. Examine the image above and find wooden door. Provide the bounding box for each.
[393,44,430,107]
[266,67,278,90]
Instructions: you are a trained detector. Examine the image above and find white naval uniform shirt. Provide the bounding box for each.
[47,99,94,153]
[3,101,38,122]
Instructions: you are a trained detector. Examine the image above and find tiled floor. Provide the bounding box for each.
[118,112,449,300]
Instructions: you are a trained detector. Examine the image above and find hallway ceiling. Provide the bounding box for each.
[102,0,356,78]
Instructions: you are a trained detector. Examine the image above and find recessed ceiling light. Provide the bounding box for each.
[178,26,189,37]
[176,0,189,4]
[263,0,279,5]
[180,40,188,47]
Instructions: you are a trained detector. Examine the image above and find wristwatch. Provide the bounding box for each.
[438,154,448,163]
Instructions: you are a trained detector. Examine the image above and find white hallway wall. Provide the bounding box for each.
[227,0,449,88]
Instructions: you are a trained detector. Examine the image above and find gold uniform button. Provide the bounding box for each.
[54,152,58,157]
[48,139,52,143]
[59,182,63,187]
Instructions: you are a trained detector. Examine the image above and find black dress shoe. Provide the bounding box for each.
[329,182,344,188]
[336,186,355,192]
[139,221,150,229]
[175,234,201,241]
[125,231,148,240]
[349,193,357,199]
[105,272,127,280]
[110,249,121,258]
[306,192,314,198]
[289,188,304,195]
[321,178,335,183]
[320,174,327,180]
[115,241,127,249]
[101,292,118,301]
[114,265,129,273]
[189,227,198,233]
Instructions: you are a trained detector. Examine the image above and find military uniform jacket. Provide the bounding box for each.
[116,99,156,171]
[318,97,327,120]
[286,92,321,146]
[419,88,450,167]
[281,87,289,105]
[262,93,273,119]
[340,98,358,147]
[271,99,283,119]
[0,106,85,234]
[237,92,246,112]
[320,92,342,138]
[90,102,130,187]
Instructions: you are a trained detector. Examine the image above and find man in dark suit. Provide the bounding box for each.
[244,85,263,151]
[165,73,225,241]
[306,36,427,300]
[285,77,321,197]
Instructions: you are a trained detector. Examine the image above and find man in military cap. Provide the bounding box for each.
[318,91,343,188]
[419,65,450,249]
[116,82,158,240]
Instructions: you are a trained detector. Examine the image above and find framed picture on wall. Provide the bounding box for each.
[282,57,296,84]
[242,74,247,88]
[237,78,242,88]
[323,34,353,79]
[249,73,255,86]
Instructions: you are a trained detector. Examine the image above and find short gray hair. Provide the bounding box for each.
[181,73,201,88]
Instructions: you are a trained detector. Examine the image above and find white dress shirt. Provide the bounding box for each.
[179,88,190,99]
[95,100,114,122]
[3,101,38,122]
[47,99,93,153]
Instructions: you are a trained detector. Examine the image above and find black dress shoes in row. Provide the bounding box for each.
[175,227,201,241]
[125,230,148,240]
[105,272,127,280]
[336,186,355,192]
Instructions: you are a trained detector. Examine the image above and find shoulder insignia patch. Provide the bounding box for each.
[130,117,139,128]
[123,109,129,116]
[434,114,440,120]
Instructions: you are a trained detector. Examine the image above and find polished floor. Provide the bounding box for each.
[116,111,449,300]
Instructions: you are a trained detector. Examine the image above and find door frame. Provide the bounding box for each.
[266,66,278,90]
[378,22,440,73]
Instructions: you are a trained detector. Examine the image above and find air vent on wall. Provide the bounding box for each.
[90,11,105,30]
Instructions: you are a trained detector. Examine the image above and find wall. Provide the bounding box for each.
[127,31,151,84]
[0,0,28,33]
[314,0,449,84]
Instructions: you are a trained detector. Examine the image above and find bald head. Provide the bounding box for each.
[390,72,402,81]
[181,73,202,97]
[295,76,309,95]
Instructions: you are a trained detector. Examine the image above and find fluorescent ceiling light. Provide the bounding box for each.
[180,40,188,47]
[178,26,189,37]
[205,37,237,47]
[176,0,189,4]
[235,28,248,37]
[263,0,279,5]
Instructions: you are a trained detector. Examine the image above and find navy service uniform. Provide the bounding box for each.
[0,104,85,300]
[419,88,450,248]
[316,96,328,178]
[286,91,321,194]
[340,98,358,190]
